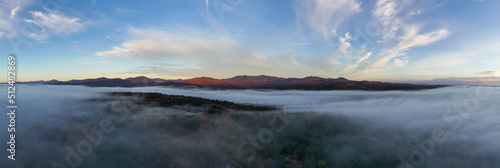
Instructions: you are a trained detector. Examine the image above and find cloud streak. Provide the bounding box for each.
[96,28,238,60]
[477,71,499,76]
[9,6,20,18]
[295,0,362,41]
[397,26,449,51]
[0,0,33,38]
[24,9,85,40]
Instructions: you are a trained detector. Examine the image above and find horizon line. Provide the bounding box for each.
[5,75,500,84]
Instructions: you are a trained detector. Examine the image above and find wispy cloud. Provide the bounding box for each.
[96,28,239,60]
[356,52,372,64]
[477,71,499,76]
[10,6,20,18]
[337,0,451,78]
[1,0,87,40]
[372,0,412,40]
[97,28,274,75]
[24,9,85,40]
[338,32,353,55]
[391,57,408,67]
[289,0,451,79]
[0,0,34,38]
[295,0,362,41]
[396,26,449,51]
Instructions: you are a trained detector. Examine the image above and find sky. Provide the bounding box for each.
[0,0,499,82]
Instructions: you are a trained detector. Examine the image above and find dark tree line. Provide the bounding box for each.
[107,92,279,113]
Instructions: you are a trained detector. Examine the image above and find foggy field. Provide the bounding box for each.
[1,85,499,168]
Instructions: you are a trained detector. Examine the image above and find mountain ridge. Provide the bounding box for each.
[16,75,446,90]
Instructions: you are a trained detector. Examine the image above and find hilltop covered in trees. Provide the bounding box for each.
[97,92,279,113]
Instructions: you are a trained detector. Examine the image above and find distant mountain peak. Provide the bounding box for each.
[184,77,230,86]
[127,76,148,79]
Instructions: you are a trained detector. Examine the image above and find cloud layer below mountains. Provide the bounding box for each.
[1,85,499,167]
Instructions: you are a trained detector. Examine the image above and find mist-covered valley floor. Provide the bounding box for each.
[1,85,500,168]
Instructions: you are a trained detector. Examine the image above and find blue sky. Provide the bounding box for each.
[1,0,499,82]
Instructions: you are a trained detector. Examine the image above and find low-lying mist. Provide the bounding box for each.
[1,84,499,168]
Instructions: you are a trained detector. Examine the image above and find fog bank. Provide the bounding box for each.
[0,84,498,167]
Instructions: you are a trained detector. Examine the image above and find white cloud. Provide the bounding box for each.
[0,1,86,41]
[96,28,238,60]
[397,26,449,51]
[338,32,352,54]
[391,58,408,67]
[336,0,450,77]
[359,25,448,74]
[295,0,362,41]
[96,28,270,71]
[23,29,48,41]
[372,1,398,26]
[356,52,371,64]
[96,46,130,58]
[307,0,450,78]
[25,10,84,37]
[10,6,20,18]
[0,0,34,38]
[364,50,402,70]
[477,71,499,76]
[372,0,405,40]
[205,0,209,11]
[371,0,439,44]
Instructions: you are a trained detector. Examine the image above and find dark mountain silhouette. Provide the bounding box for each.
[20,75,446,90]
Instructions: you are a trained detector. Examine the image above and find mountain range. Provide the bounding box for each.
[19,75,445,90]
